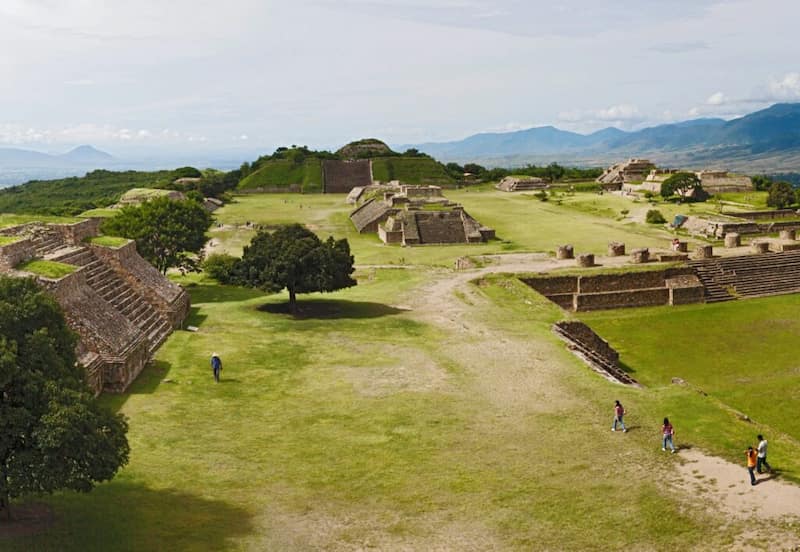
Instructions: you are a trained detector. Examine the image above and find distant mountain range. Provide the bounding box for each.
[401,103,800,172]
[0,144,114,168]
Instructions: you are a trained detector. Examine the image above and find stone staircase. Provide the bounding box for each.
[52,246,173,353]
[689,250,800,301]
[553,322,640,386]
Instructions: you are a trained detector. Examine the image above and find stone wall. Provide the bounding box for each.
[0,238,35,270]
[555,321,619,364]
[519,275,578,295]
[553,321,639,386]
[574,288,670,311]
[53,218,102,244]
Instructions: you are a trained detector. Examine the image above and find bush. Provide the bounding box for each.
[620,209,630,216]
[646,209,666,224]
[533,190,548,202]
[767,181,795,209]
[202,253,238,283]
[643,191,654,199]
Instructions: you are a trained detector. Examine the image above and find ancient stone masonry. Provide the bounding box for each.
[0,220,190,394]
[596,159,654,185]
[689,250,800,301]
[553,321,640,386]
[495,176,548,192]
[350,185,494,246]
[521,267,704,312]
[322,160,373,193]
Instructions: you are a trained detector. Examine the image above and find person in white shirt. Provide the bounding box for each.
[757,434,772,474]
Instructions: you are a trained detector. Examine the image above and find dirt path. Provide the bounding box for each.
[396,254,800,541]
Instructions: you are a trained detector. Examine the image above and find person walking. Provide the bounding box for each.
[211,352,222,383]
[661,417,676,453]
[757,434,773,474]
[612,400,627,432]
[745,446,758,485]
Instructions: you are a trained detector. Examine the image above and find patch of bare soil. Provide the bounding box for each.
[675,448,800,550]
[259,505,502,551]
[0,503,55,538]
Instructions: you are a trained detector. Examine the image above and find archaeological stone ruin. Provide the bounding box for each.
[0,219,189,394]
[349,184,495,245]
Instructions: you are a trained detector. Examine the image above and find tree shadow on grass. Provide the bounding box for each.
[99,361,173,413]
[257,298,409,319]
[5,482,254,552]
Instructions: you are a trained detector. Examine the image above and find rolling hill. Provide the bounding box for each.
[402,103,800,171]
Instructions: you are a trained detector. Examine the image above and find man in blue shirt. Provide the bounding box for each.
[211,352,222,383]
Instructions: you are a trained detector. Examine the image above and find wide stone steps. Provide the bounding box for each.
[690,250,800,301]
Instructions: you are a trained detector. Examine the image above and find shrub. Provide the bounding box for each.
[620,209,630,216]
[646,209,667,224]
[643,191,654,199]
[534,191,548,202]
[202,253,238,283]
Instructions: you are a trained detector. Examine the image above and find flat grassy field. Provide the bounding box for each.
[5,190,800,550]
[211,190,689,266]
[582,295,800,465]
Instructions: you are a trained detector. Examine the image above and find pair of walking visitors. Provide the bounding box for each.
[610,402,676,453]
[744,434,773,486]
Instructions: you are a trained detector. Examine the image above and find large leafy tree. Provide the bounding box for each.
[101,196,212,274]
[767,181,795,209]
[234,224,356,312]
[660,172,704,203]
[0,277,129,519]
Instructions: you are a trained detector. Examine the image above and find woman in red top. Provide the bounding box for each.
[662,417,676,453]
[612,400,627,432]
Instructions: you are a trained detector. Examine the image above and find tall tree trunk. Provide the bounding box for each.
[0,473,9,520]
[289,288,297,314]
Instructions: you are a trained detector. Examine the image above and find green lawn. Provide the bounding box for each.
[10,269,750,551]
[17,259,76,279]
[212,190,693,266]
[0,213,79,227]
[88,235,131,248]
[581,295,800,472]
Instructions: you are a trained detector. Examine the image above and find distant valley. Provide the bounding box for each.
[401,103,800,173]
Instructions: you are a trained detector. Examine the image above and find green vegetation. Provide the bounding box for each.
[645,209,666,224]
[87,235,130,248]
[231,224,356,311]
[102,197,212,274]
[660,172,704,202]
[9,186,800,548]
[0,277,129,519]
[767,180,796,209]
[17,259,76,279]
[0,213,79,227]
[370,156,454,185]
[237,158,323,193]
[78,208,119,218]
[582,296,800,472]
[0,236,20,246]
[0,170,179,216]
[119,188,175,202]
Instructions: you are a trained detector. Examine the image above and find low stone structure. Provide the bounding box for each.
[607,242,625,256]
[596,159,654,185]
[521,267,704,312]
[694,245,713,259]
[751,241,770,254]
[556,245,574,260]
[689,250,800,301]
[495,176,548,192]
[630,248,649,264]
[0,220,189,394]
[350,186,494,246]
[724,233,741,248]
[576,254,595,267]
[780,229,796,241]
[553,321,640,386]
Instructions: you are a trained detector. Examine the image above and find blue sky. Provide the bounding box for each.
[1,0,800,156]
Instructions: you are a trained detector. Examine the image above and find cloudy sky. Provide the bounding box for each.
[2,0,800,157]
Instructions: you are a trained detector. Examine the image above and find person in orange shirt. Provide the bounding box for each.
[745,446,758,486]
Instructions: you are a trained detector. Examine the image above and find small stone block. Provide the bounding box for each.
[556,245,574,260]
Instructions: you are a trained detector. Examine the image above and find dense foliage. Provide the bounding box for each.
[443,161,602,182]
[645,209,667,224]
[660,172,706,202]
[101,197,213,274]
[0,169,177,216]
[0,277,129,517]
[767,181,796,209]
[232,224,356,312]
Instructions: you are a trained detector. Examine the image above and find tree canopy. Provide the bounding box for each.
[101,197,212,274]
[233,224,356,312]
[767,181,795,209]
[660,172,704,202]
[0,277,129,518]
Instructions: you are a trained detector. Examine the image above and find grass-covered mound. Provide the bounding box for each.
[370,156,454,185]
[237,158,323,193]
[17,259,76,279]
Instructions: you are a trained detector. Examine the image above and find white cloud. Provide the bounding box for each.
[558,104,646,131]
[767,72,800,100]
[706,92,726,105]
